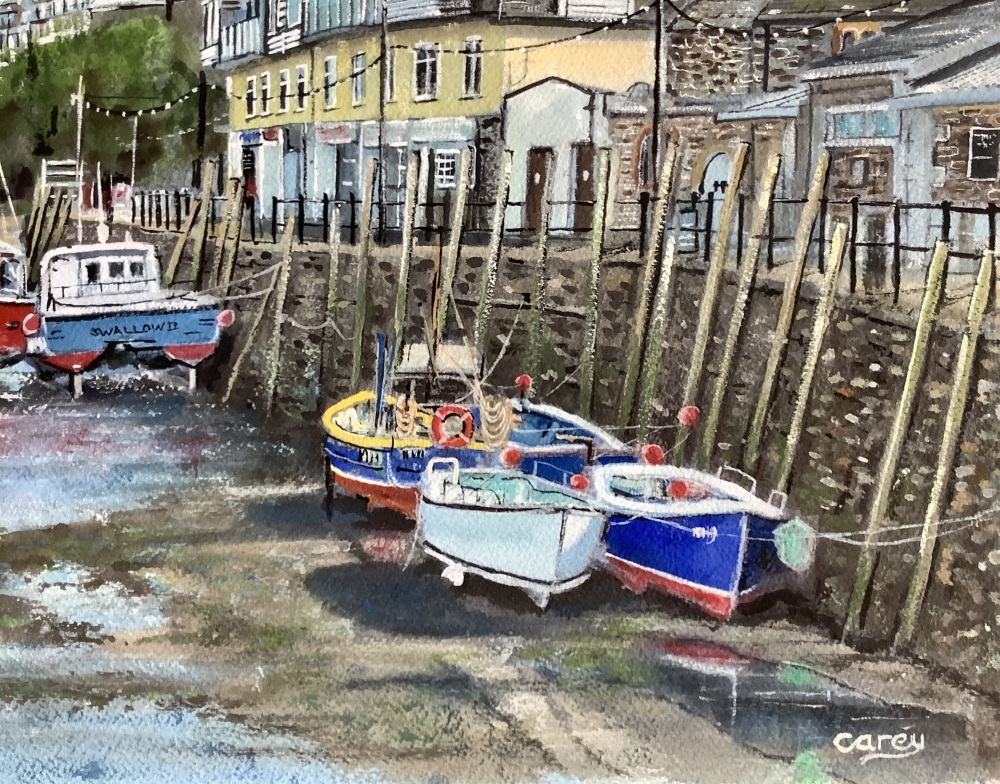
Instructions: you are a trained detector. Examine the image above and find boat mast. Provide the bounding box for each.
[74,75,84,244]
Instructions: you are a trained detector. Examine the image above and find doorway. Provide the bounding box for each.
[571,142,596,231]
[525,147,552,234]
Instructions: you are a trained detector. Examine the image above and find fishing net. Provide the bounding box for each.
[477,392,514,451]
[395,396,418,438]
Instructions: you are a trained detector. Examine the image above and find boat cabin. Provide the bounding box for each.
[0,243,26,299]
[41,243,160,310]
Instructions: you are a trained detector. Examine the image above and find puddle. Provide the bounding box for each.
[0,697,388,783]
[635,639,983,783]
[0,562,166,635]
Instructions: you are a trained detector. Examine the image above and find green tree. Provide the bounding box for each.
[0,15,225,199]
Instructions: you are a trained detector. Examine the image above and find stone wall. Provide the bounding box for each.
[751,26,829,92]
[932,105,1000,204]
[666,30,755,99]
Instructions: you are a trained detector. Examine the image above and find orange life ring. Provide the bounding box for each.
[431,404,475,449]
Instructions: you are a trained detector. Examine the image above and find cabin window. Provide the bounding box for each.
[86,262,100,284]
[352,53,366,104]
[0,260,17,291]
[969,127,1000,180]
[108,261,124,279]
[413,44,439,101]
[130,261,145,278]
[463,37,482,97]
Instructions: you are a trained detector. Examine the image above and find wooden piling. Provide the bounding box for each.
[163,198,202,287]
[318,205,342,395]
[697,152,781,470]
[744,153,829,472]
[208,178,238,289]
[636,234,678,444]
[579,147,612,419]
[526,151,555,381]
[392,153,422,347]
[774,222,849,494]
[844,240,950,640]
[895,248,992,650]
[221,262,282,405]
[350,157,378,394]
[473,150,512,360]
[189,159,217,290]
[46,193,73,258]
[618,140,678,432]
[25,184,49,265]
[435,147,472,347]
[674,142,749,464]
[263,208,296,418]
[220,179,247,292]
[31,190,62,281]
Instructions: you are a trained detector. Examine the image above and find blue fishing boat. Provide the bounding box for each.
[416,459,606,608]
[592,464,813,620]
[36,242,234,375]
[322,384,633,518]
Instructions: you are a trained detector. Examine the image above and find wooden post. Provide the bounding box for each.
[579,147,611,419]
[350,157,378,394]
[31,190,62,280]
[636,234,678,444]
[674,142,749,464]
[698,152,781,470]
[895,249,992,650]
[744,152,829,472]
[774,223,849,494]
[526,151,555,381]
[318,205,342,394]
[220,179,247,292]
[263,208,296,418]
[618,140,678,431]
[189,159,217,290]
[221,265,282,405]
[473,150,512,361]
[48,195,73,254]
[163,198,202,287]
[392,152,422,348]
[434,147,472,347]
[25,184,49,264]
[208,178,237,289]
[844,240,950,640]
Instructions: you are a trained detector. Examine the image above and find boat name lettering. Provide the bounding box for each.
[400,448,425,460]
[358,448,384,467]
[90,321,179,338]
[691,526,717,544]
[833,731,925,764]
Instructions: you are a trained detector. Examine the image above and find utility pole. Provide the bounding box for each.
[378,0,388,243]
[74,75,84,243]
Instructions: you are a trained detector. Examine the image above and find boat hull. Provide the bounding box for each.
[39,304,222,371]
[0,299,34,365]
[603,511,789,620]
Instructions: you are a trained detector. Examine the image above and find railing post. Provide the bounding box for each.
[736,193,745,269]
[141,192,146,228]
[638,191,649,259]
[298,192,306,243]
[155,192,163,229]
[941,199,952,242]
[322,192,330,244]
[849,195,859,293]
[271,195,279,243]
[350,192,357,245]
[703,191,715,265]
[766,195,775,271]
[175,190,182,231]
[817,196,827,274]
[893,199,902,305]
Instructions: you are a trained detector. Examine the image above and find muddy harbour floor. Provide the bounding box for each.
[0,363,997,784]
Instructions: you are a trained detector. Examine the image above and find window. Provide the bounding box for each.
[463,37,482,97]
[384,46,396,102]
[352,53,366,104]
[324,55,336,107]
[414,44,439,101]
[86,263,99,284]
[279,68,289,112]
[0,260,17,292]
[108,261,124,279]
[435,150,458,189]
[848,156,870,187]
[245,76,256,116]
[828,108,899,141]
[296,64,307,111]
[129,260,145,278]
[260,72,271,114]
[969,127,1000,180]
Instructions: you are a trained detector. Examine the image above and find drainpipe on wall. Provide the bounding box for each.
[762,22,771,93]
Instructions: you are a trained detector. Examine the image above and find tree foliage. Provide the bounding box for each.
[0,15,224,198]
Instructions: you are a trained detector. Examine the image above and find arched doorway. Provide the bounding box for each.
[700,152,731,250]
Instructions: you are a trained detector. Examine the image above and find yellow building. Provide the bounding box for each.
[226,17,653,231]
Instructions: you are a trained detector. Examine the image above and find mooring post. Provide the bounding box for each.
[163,198,201,287]
[674,142,749,465]
[844,240,950,641]
[697,152,782,470]
[189,158,217,290]
[318,205,343,397]
[895,248,992,650]
[263,208,296,418]
[473,150,512,363]
[220,179,247,293]
[435,147,472,347]
[636,234,678,444]
[618,140,678,432]
[392,151,422,348]
[350,157,378,394]
[774,222,849,494]
[578,147,612,419]
[526,150,555,381]
[744,153,829,473]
